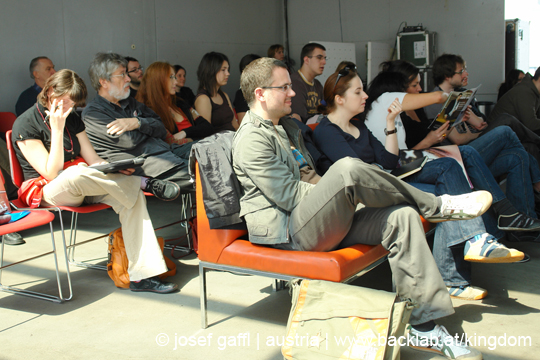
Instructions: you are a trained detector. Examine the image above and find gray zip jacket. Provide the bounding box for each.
[232,111,315,245]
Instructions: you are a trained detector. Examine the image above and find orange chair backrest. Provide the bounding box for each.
[195,162,248,263]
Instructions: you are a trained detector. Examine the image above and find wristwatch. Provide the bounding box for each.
[384,128,397,136]
[137,118,142,128]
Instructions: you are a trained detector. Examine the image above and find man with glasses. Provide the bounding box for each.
[290,43,326,123]
[125,56,144,99]
[81,52,192,192]
[233,58,487,360]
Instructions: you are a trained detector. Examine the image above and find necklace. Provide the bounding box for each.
[36,103,75,160]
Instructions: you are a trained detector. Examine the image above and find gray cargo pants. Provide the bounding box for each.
[288,157,455,325]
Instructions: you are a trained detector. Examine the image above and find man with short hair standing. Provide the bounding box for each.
[82,52,192,192]
[290,43,326,123]
[15,57,56,116]
[125,56,144,99]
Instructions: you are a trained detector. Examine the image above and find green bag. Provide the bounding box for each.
[282,279,415,360]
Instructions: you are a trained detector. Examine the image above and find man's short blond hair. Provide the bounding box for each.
[241,57,286,107]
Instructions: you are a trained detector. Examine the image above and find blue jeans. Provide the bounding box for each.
[463,126,537,218]
[407,157,487,286]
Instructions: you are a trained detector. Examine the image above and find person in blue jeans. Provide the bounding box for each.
[382,60,540,241]
[312,65,529,304]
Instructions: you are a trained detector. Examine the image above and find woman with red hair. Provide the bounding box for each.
[136,62,213,145]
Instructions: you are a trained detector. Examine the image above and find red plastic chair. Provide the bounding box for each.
[6,130,111,273]
[0,112,17,134]
[0,170,69,302]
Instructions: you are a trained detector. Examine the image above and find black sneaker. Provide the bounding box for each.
[1,232,25,245]
[145,178,180,201]
[507,231,540,242]
[498,213,540,231]
[129,276,178,294]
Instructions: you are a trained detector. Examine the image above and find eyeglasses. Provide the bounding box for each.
[261,84,293,93]
[127,66,144,74]
[110,72,128,79]
[308,55,327,61]
[169,75,177,80]
[333,66,357,92]
[455,67,468,75]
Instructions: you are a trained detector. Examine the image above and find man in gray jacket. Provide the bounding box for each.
[232,57,489,360]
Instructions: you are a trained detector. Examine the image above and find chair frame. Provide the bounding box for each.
[6,130,112,274]
[0,190,73,303]
[194,163,389,328]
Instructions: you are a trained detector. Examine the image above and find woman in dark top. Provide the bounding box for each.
[195,52,238,133]
[11,69,179,293]
[233,54,261,123]
[173,65,196,107]
[313,66,524,304]
[136,62,213,145]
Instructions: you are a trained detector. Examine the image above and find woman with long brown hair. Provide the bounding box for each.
[136,62,213,146]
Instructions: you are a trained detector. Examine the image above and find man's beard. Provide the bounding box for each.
[109,84,130,101]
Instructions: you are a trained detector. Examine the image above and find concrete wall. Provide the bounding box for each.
[0,0,283,112]
[286,0,505,101]
[0,0,504,112]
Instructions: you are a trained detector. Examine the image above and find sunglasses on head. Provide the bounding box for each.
[333,66,357,92]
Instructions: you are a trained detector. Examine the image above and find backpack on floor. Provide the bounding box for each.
[282,279,415,360]
[107,228,177,288]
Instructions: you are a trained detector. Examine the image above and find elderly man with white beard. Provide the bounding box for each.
[82,52,193,191]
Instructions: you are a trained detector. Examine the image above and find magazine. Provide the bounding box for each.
[395,146,473,188]
[390,152,428,179]
[428,85,481,130]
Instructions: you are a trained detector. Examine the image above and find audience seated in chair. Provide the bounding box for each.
[194,52,238,133]
[232,57,491,360]
[173,65,196,107]
[233,54,261,123]
[11,69,180,293]
[82,52,194,192]
[136,61,213,146]
[313,64,525,304]
[125,56,144,99]
[425,54,540,166]
[290,43,326,123]
[15,57,56,116]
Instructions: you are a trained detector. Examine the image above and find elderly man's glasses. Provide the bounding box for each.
[127,67,144,74]
[333,66,357,92]
[110,72,128,79]
[261,84,293,93]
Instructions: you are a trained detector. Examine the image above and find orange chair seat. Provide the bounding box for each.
[217,239,389,282]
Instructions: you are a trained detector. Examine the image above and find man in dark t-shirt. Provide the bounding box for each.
[290,43,326,123]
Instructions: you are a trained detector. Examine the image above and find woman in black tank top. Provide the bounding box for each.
[194,52,238,133]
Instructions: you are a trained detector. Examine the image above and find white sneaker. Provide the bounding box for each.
[409,325,482,359]
[447,285,488,300]
[464,233,524,263]
[426,191,492,223]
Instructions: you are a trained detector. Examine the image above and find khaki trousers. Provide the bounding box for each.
[42,165,167,281]
[289,158,454,325]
